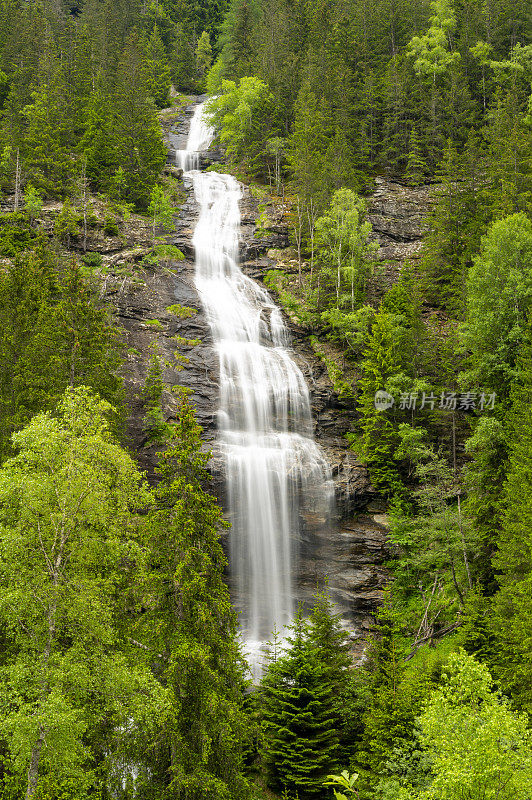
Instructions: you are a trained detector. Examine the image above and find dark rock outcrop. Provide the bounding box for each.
[110,104,435,647]
[368,177,434,265]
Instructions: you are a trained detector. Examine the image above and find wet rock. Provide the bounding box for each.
[109,102,408,644]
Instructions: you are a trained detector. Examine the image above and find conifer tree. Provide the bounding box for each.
[307,592,354,762]
[113,32,167,208]
[491,321,532,712]
[22,77,74,197]
[219,0,258,78]
[143,397,251,800]
[53,197,79,247]
[260,610,341,798]
[143,25,171,108]
[79,88,120,193]
[195,30,213,79]
[404,126,427,185]
[288,84,332,210]
[0,250,123,460]
[172,23,197,90]
[358,311,404,495]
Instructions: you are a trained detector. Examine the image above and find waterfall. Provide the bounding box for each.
[178,102,333,679]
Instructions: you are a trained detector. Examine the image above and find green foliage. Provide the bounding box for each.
[206,76,279,175]
[404,127,428,186]
[407,0,461,79]
[196,31,213,79]
[0,386,153,799]
[140,345,170,445]
[0,212,34,257]
[80,251,103,270]
[0,249,123,461]
[148,183,176,243]
[421,138,487,313]
[23,185,43,225]
[324,770,359,800]
[112,33,167,209]
[314,189,377,308]
[415,650,532,799]
[490,325,532,713]
[54,199,80,246]
[463,416,508,592]
[460,212,532,400]
[261,617,341,797]
[142,397,251,800]
[351,594,435,797]
[388,425,478,628]
[260,595,352,799]
[358,311,404,495]
[143,25,172,108]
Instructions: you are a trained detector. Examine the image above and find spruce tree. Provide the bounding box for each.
[491,320,532,713]
[358,311,404,496]
[260,612,340,800]
[172,23,198,90]
[404,125,427,185]
[22,75,74,197]
[113,32,167,208]
[0,249,123,460]
[143,396,250,800]
[353,593,431,797]
[142,25,171,108]
[307,591,354,762]
[195,30,213,80]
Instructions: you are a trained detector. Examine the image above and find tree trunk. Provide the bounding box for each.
[26,727,46,800]
[81,159,88,253]
[14,149,21,212]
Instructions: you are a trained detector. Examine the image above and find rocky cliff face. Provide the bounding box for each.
[112,103,434,646]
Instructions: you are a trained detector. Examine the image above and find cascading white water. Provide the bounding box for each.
[176,105,215,171]
[178,103,333,679]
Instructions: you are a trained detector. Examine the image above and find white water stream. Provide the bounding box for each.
[178,103,333,679]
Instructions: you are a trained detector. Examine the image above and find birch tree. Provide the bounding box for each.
[0,387,151,799]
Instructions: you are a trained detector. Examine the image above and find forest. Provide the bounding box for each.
[0,0,531,795]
